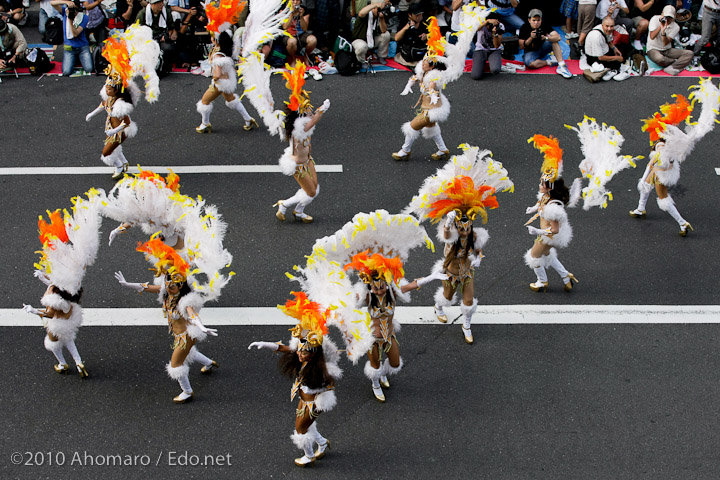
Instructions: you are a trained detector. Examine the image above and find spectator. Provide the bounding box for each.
[484,0,523,34]
[282,0,319,69]
[470,12,504,80]
[51,0,94,76]
[350,0,391,65]
[0,18,27,69]
[116,0,144,30]
[311,0,341,52]
[584,16,631,80]
[561,0,580,39]
[136,0,177,73]
[631,0,664,50]
[693,0,720,56]
[36,0,62,37]
[173,2,206,69]
[81,0,108,44]
[596,0,633,42]
[519,8,573,78]
[0,0,27,25]
[646,5,692,74]
[448,0,469,45]
[578,0,597,47]
[394,2,427,66]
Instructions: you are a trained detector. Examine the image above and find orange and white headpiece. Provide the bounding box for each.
[102,37,131,90]
[344,250,404,289]
[425,16,446,63]
[135,167,181,193]
[641,94,692,145]
[426,175,499,231]
[279,291,329,351]
[282,62,312,115]
[101,24,160,103]
[205,0,247,35]
[136,237,190,287]
[528,134,564,185]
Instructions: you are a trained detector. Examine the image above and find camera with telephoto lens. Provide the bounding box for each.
[380,5,397,17]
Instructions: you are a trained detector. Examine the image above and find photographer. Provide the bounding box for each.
[350,0,391,65]
[394,2,426,66]
[116,0,145,29]
[136,0,177,74]
[0,0,27,26]
[646,5,692,75]
[281,0,319,72]
[0,18,27,71]
[51,0,93,76]
[584,16,631,81]
[470,12,504,80]
[518,8,572,77]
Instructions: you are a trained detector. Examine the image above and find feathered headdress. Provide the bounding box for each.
[34,190,103,295]
[102,24,161,103]
[528,134,564,184]
[282,61,312,114]
[205,0,247,34]
[641,94,693,144]
[136,237,190,284]
[279,291,329,350]
[426,176,499,225]
[425,16,445,59]
[344,250,404,288]
[136,168,180,193]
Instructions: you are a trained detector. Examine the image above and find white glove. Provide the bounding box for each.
[527,226,549,236]
[444,210,457,228]
[105,122,127,137]
[22,304,41,315]
[417,270,448,287]
[318,99,331,112]
[33,270,52,286]
[108,224,128,246]
[401,78,415,95]
[430,92,439,105]
[196,323,219,336]
[85,105,103,122]
[525,204,539,215]
[471,253,484,268]
[248,341,280,351]
[114,271,145,293]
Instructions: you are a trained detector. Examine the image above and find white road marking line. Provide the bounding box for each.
[0,165,343,175]
[2,305,719,327]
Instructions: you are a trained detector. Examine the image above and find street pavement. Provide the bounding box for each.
[1,70,719,479]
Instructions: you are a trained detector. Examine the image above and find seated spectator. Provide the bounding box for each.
[578,0,597,48]
[484,0,523,34]
[350,0,391,65]
[585,16,631,80]
[0,0,27,26]
[596,0,633,42]
[81,0,108,44]
[282,0,318,68]
[631,0,664,50]
[0,18,27,69]
[646,5,692,75]
[519,8,573,78]
[136,0,177,73]
[37,0,62,37]
[51,0,94,76]
[470,12,504,80]
[116,0,144,30]
[693,0,720,56]
[394,2,427,66]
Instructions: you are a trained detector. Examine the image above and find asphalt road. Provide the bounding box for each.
[1,70,719,479]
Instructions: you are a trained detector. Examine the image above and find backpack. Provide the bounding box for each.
[43,17,64,45]
[26,48,54,75]
[700,46,720,74]
[94,47,109,75]
[334,49,361,76]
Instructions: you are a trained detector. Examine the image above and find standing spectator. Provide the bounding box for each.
[81,0,108,45]
[394,2,427,66]
[470,12,504,80]
[693,0,720,56]
[561,0,580,39]
[116,0,144,30]
[136,0,177,73]
[578,0,597,48]
[350,0,391,65]
[631,0,664,50]
[282,0,319,69]
[0,0,27,25]
[584,16,631,80]
[448,0,469,45]
[597,0,633,37]
[51,0,93,76]
[484,0,523,34]
[0,18,27,69]
[37,0,62,37]
[519,8,573,78]
[646,5,692,74]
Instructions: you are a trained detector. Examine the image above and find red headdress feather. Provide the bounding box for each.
[38,210,69,248]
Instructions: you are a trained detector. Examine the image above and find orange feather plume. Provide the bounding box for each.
[38,210,69,247]
[427,176,498,224]
[280,291,329,346]
[282,62,310,113]
[136,238,189,280]
[206,0,247,34]
[102,37,132,89]
[528,134,563,182]
[426,16,445,58]
[344,250,405,285]
[137,168,181,193]
[642,94,693,143]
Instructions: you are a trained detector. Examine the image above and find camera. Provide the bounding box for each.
[660,17,667,25]
[380,5,397,17]
[533,28,544,38]
[67,7,78,20]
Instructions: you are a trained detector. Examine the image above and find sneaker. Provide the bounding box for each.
[22,0,29,6]
[500,64,517,73]
[190,66,204,75]
[613,70,631,81]
[566,32,579,39]
[556,64,572,79]
[308,68,322,80]
[69,70,92,77]
[547,53,558,66]
[632,40,643,51]
[377,56,387,65]
[602,69,618,81]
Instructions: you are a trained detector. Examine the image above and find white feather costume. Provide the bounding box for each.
[287,210,434,363]
[211,53,238,94]
[565,116,642,210]
[237,0,292,136]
